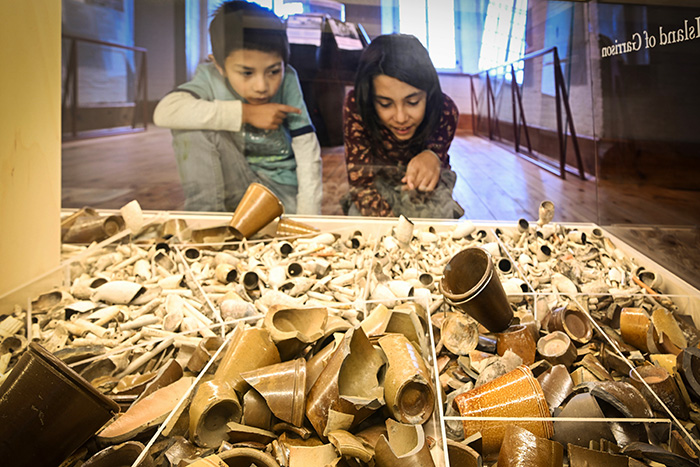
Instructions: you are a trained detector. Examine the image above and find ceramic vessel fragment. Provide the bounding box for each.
[374,419,435,467]
[379,333,435,425]
[241,358,307,427]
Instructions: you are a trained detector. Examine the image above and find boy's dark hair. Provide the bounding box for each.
[354,34,443,147]
[209,0,289,66]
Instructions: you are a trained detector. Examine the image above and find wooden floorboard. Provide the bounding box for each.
[61,126,699,288]
[61,127,696,226]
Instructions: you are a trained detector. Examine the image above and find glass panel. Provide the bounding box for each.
[589,1,700,290]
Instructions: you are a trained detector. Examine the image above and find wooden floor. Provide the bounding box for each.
[62,126,699,288]
[62,126,602,221]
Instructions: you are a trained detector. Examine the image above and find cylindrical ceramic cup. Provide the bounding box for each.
[440,247,513,333]
[546,307,592,344]
[452,365,552,459]
[537,200,555,226]
[189,326,280,448]
[229,182,284,239]
[619,307,651,353]
[62,214,125,243]
[537,331,578,368]
[160,218,188,239]
[0,342,120,467]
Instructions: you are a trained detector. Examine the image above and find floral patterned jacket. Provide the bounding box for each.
[343,89,459,217]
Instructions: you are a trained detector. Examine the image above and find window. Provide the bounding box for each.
[381,0,528,73]
[478,0,528,83]
[208,0,315,21]
[382,0,457,70]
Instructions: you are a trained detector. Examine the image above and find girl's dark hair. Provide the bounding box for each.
[354,34,443,146]
[209,0,289,67]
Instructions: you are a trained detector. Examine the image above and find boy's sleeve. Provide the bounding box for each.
[153,63,244,131]
[283,65,322,214]
[291,132,322,215]
[282,66,315,137]
[153,92,243,131]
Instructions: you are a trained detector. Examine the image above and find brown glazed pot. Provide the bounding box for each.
[537,331,578,368]
[446,439,482,467]
[440,247,513,333]
[452,365,552,460]
[0,342,120,467]
[374,419,435,467]
[620,307,652,353]
[553,392,614,448]
[241,358,307,427]
[62,212,125,243]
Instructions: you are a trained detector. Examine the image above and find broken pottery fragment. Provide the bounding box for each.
[98,376,195,445]
[374,419,435,467]
[189,325,279,448]
[497,425,564,467]
[379,333,435,425]
[306,327,386,437]
[241,358,307,427]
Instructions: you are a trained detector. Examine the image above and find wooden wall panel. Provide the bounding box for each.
[0,1,61,309]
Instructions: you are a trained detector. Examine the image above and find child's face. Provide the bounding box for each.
[372,74,427,141]
[214,49,284,104]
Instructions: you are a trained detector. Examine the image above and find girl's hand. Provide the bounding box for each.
[402,150,441,192]
[242,103,301,130]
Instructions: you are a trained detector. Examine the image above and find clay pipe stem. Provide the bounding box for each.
[117,337,174,378]
[174,246,224,335]
[632,275,673,308]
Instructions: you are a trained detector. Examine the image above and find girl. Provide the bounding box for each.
[343,34,463,218]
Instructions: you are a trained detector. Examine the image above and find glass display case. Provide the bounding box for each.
[2,0,699,465]
[1,209,699,465]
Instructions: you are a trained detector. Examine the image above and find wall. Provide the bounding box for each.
[0,1,61,306]
[344,0,382,39]
[134,0,183,101]
[63,0,135,104]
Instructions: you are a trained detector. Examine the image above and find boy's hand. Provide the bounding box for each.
[242,103,301,130]
[402,150,441,192]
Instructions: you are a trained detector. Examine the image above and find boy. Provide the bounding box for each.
[154,0,322,214]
